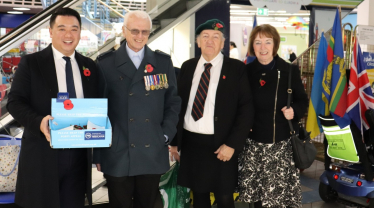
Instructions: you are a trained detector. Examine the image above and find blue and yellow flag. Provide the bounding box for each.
[322,8,351,128]
[306,32,327,139]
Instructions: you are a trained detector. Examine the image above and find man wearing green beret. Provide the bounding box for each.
[170,19,254,207]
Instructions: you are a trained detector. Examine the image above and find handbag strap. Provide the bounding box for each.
[287,65,295,135]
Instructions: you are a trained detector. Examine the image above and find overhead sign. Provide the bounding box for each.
[249,0,312,13]
[311,0,363,8]
[357,25,374,46]
[257,8,268,16]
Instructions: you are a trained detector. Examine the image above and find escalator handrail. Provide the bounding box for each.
[0,0,81,53]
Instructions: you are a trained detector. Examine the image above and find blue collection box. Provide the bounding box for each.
[49,98,112,149]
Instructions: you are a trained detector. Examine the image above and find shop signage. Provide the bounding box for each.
[249,0,312,13]
[357,26,374,45]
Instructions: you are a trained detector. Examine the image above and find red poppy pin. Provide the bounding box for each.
[215,23,223,30]
[63,99,74,110]
[83,66,91,77]
[223,75,226,79]
[259,79,266,87]
[145,64,154,73]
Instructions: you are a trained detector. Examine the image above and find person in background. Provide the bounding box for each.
[229,41,240,60]
[7,8,98,208]
[238,24,308,208]
[288,48,297,63]
[170,19,254,208]
[94,11,181,208]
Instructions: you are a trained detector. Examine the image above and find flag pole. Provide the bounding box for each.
[338,6,344,46]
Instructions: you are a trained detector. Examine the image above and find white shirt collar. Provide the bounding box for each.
[126,43,145,60]
[198,52,224,68]
[51,45,76,61]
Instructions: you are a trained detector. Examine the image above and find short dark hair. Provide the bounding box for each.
[50,8,81,28]
[248,24,280,57]
[230,41,237,48]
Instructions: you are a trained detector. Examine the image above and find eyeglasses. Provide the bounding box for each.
[124,25,151,37]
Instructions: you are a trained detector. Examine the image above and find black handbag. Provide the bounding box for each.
[287,66,317,169]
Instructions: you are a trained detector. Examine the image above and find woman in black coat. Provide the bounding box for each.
[238,24,308,208]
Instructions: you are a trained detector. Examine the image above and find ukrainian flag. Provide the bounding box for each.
[306,32,327,139]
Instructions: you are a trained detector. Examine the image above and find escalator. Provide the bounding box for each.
[0,0,211,138]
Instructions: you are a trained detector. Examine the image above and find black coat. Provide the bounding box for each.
[170,56,254,192]
[171,56,254,154]
[247,55,308,144]
[7,44,98,208]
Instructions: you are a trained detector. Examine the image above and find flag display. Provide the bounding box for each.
[306,32,327,139]
[322,8,351,128]
[347,37,374,132]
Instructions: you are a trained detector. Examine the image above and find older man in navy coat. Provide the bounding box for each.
[94,11,181,208]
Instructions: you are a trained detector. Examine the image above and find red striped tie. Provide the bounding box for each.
[191,63,212,121]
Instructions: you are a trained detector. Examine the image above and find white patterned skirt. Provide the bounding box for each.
[238,138,302,208]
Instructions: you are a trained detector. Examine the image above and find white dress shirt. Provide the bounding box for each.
[52,45,84,98]
[183,53,224,134]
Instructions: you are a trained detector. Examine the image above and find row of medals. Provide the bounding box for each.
[143,74,169,91]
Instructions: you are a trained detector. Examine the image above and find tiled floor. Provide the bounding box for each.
[91,160,355,207]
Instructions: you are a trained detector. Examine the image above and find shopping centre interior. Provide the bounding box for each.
[1,0,374,207]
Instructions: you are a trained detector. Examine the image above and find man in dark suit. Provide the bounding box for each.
[7,8,98,208]
[169,19,254,208]
[93,11,181,208]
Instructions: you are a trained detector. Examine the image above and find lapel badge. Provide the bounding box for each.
[223,75,226,79]
[83,66,91,77]
[145,64,154,73]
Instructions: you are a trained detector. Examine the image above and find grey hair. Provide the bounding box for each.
[195,32,225,43]
[123,11,152,30]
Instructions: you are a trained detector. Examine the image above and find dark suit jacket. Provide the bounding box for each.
[93,42,181,177]
[7,44,98,208]
[170,56,254,153]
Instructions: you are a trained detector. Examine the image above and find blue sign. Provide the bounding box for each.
[57,93,69,102]
[363,52,374,70]
[85,131,105,140]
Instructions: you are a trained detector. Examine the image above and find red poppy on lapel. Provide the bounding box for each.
[223,75,226,79]
[83,66,91,77]
[63,99,74,110]
[259,78,266,87]
[145,64,154,73]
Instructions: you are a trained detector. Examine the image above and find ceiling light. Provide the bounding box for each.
[230,5,241,8]
[7,11,23,14]
[13,7,30,10]
[230,13,253,16]
[269,10,286,13]
[231,10,256,13]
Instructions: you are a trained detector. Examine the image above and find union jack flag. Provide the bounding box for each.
[347,38,374,133]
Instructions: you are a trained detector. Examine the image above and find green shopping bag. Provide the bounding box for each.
[159,162,190,208]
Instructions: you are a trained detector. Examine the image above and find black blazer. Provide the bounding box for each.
[171,56,254,153]
[7,44,98,208]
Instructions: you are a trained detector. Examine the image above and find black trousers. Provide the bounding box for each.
[58,149,87,208]
[105,174,163,208]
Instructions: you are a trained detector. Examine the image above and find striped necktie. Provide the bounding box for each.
[191,63,212,121]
